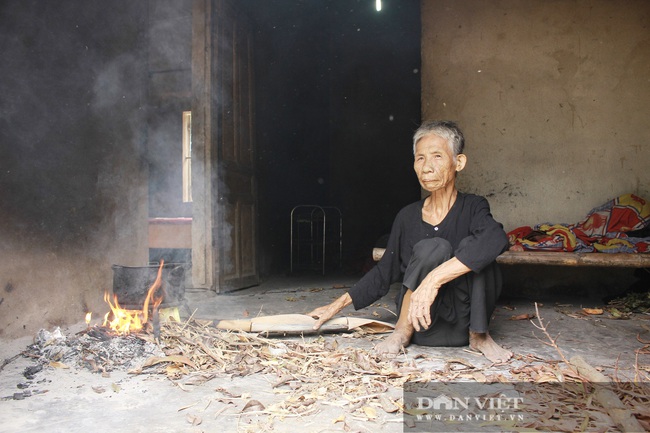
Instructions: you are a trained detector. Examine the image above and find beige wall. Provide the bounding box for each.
[421,0,650,231]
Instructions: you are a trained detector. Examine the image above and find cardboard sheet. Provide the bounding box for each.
[213,314,394,335]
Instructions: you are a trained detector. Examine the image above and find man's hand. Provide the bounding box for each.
[407,281,439,332]
[408,257,472,331]
[307,292,352,330]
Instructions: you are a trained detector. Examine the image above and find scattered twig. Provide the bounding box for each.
[0,353,22,373]
[254,305,265,318]
[530,302,573,369]
[378,307,397,317]
[634,350,650,382]
[636,332,650,345]
[179,308,198,332]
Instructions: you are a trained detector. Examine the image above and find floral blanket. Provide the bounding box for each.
[508,194,650,253]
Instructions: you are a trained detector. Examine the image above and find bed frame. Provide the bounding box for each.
[372,248,650,268]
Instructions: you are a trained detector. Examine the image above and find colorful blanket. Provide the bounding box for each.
[508,194,650,253]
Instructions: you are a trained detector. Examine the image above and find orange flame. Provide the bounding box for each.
[102,261,165,335]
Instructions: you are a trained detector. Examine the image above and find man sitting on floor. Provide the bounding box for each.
[308,120,512,363]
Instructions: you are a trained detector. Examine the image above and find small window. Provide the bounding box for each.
[182,111,192,203]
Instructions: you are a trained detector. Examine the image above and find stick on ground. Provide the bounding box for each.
[569,355,644,433]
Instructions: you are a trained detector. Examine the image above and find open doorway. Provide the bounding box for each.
[243,0,422,277]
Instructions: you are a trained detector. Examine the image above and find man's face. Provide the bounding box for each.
[413,134,463,193]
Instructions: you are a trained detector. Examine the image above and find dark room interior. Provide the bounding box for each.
[241,0,422,274]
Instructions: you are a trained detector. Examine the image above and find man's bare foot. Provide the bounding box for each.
[374,328,412,354]
[469,331,512,363]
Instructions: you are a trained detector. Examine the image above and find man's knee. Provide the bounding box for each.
[402,238,454,294]
[412,238,453,263]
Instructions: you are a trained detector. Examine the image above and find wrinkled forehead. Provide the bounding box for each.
[414,133,453,154]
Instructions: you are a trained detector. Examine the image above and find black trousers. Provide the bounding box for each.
[396,238,502,347]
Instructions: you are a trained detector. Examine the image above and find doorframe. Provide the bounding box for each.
[190,0,215,290]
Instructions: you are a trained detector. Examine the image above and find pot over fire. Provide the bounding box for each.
[111,264,185,310]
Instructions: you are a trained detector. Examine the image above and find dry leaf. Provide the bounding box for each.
[378,395,399,413]
[471,371,488,382]
[142,355,197,369]
[582,308,603,315]
[241,399,265,413]
[362,406,377,419]
[91,386,105,394]
[445,358,475,370]
[185,413,202,426]
[215,387,242,398]
[49,361,69,369]
[510,313,534,320]
[333,415,346,424]
[111,383,121,393]
[165,365,186,376]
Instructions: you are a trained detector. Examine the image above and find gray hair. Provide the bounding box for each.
[412,120,465,158]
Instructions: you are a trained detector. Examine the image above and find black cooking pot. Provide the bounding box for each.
[111,264,185,308]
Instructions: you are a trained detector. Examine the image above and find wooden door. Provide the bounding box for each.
[191,0,258,292]
[214,0,258,292]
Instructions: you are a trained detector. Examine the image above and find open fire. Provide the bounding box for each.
[96,261,166,336]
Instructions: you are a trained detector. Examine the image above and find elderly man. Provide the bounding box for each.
[308,120,512,363]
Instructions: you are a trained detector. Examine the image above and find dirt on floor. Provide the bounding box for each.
[1,275,649,433]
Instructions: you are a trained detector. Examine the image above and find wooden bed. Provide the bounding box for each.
[372,248,650,268]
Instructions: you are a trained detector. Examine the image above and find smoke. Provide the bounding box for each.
[0,1,152,337]
[0,0,173,255]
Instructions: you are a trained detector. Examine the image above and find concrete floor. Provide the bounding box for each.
[1,272,649,432]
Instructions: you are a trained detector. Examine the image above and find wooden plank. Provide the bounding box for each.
[372,248,650,268]
[497,251,650,267]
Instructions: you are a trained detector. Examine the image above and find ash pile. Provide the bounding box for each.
[30,326,165,372]
[3,326,164,401]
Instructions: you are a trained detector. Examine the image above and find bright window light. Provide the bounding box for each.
[182,111,192,203]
